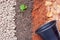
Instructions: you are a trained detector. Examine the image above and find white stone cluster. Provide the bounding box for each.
[0,0,17,40]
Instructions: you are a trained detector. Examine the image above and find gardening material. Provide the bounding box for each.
[32,0,60,40]
[32,0,48,40]
[36,20,60,40]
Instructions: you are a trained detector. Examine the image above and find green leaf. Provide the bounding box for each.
[20,4,27,11]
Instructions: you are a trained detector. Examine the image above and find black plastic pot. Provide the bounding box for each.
[35,20,60,40]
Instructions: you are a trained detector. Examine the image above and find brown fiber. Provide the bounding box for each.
[32,0,48,40]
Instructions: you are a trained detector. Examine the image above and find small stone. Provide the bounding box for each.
[13,19,15,20]
[45,1,52,6]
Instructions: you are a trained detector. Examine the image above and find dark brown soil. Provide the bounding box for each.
[14,0,33,40]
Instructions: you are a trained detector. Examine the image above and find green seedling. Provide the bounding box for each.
[20,4,27,11]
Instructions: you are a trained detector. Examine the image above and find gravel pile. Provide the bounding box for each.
[0,0,17,40]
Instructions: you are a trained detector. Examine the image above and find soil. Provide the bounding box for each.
[15,0,33,40]
[14,0,60,40]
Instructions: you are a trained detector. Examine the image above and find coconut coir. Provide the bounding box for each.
[32,0,48,40]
